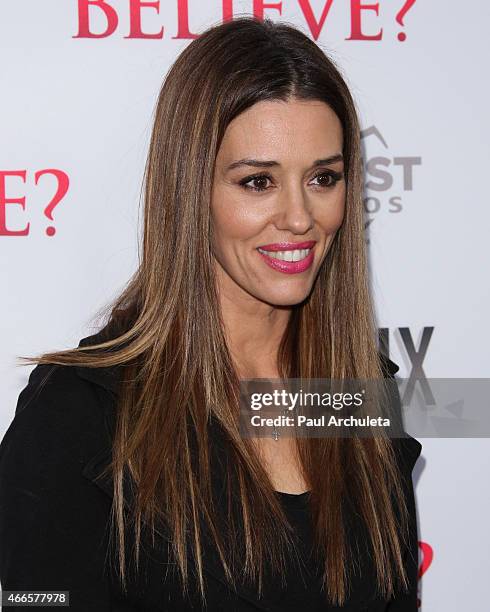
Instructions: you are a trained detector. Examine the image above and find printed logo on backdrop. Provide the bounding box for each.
[73,0,418,43]
[361,125,421,238]
[379,326,433,407]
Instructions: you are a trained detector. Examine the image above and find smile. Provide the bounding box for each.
[256,245,315,274]
[257,248,311,262]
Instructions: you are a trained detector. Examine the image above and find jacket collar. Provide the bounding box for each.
[75,330,122,395]
[76,329,281,611]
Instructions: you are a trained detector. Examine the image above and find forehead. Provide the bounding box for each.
[217,98,343,163]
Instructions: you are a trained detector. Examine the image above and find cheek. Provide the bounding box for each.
[211,189,268,243]
[316,191,346,233]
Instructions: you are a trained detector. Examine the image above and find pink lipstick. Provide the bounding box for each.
[256,241,316,274]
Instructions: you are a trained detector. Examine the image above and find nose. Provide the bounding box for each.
[274,184,314,234]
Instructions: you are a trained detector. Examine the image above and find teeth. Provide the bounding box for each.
[258,248,311,262]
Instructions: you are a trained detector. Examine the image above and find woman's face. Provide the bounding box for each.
[210,98,346,307]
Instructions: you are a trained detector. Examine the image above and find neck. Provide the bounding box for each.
[217,283,291,380]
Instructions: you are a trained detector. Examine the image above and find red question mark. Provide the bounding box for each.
[35,169,70,236]
[396,0,417,42]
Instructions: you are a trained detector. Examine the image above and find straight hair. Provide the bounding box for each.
[20,16,410,607]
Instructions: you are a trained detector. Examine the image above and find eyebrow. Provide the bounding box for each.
[226,153,344,172]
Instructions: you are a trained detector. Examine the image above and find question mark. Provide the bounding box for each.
[396,0,417,42]
[35,169,70,236]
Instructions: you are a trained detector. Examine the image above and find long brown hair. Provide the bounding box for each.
[19,16,410,606]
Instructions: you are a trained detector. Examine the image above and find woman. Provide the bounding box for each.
[0,16,422,612]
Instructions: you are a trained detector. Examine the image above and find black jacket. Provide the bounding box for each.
[0,330,422,611]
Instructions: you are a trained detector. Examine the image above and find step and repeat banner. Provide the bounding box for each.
[1,2,489,610]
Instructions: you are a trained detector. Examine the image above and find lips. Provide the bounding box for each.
[256,241,316,275]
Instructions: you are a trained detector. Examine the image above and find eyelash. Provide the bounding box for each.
[238,170,344,192]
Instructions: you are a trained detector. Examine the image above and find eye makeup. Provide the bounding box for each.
[238,170,344,192]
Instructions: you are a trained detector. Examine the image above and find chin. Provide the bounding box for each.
[257,286,312,307]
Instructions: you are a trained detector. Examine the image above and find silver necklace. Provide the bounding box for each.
[271,407,291,441]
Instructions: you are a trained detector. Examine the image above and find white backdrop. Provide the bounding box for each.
[2,1,489,609]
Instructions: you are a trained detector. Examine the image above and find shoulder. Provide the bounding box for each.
[0,363,114,475]
[8,362,110,435]
[394,433,423,476]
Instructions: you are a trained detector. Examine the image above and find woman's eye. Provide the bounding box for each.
[311,171,343,188]
[239,174,272,192]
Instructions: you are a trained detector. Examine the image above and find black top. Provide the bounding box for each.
[273,491,325,611]
[0,330,422,611]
